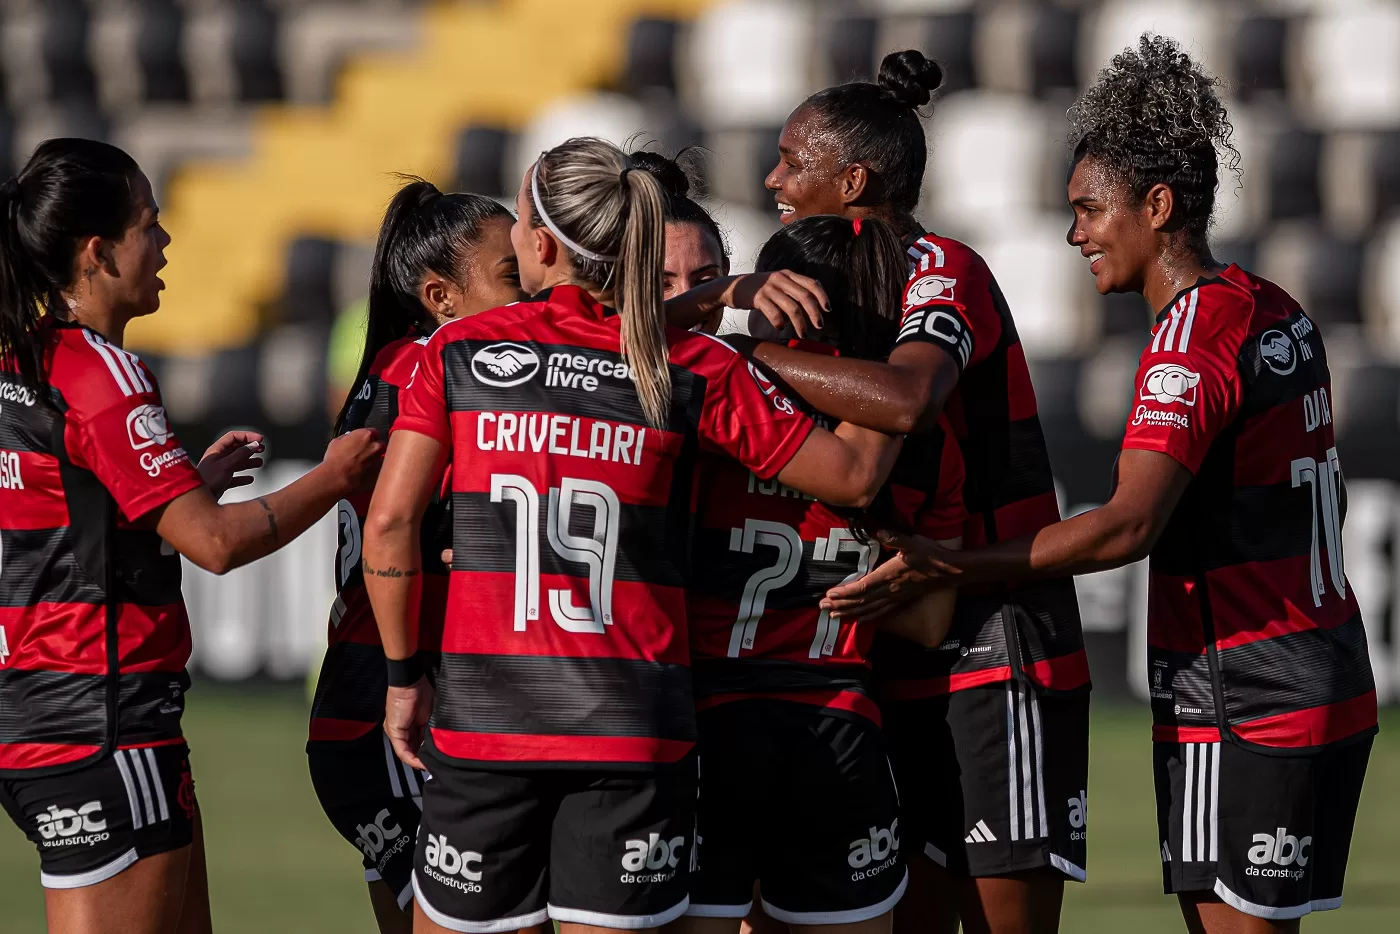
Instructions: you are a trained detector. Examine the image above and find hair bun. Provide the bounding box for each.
[876,50,944,110]
[628,151,690,199]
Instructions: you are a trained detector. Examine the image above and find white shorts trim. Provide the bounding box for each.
[685,901,752,918]
[397,880,414,910]
[923,842,948,867]
[41,847,140,889]
[761,867,907,925]
[365,868,382,883]
[412,873,549,933]
[1213,880,1313,921]
[1049,853,1086,883]
[1310,896,1342,912]
[549,895,690,929]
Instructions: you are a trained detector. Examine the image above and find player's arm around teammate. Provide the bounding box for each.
[826,36,1378,934]
[0,140,377,934]
[364,139,902,934]
[306,179,526,934]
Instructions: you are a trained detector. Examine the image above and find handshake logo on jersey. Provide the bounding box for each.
[620,832,687,884]
[472,343,541,388]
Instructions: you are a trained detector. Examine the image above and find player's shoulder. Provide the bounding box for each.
[666,327,743,374]
[430,295,552,347]
[49,322,159,411]
[905,231,990,280]
[1147,268,1260,361]
[370,334,430,384]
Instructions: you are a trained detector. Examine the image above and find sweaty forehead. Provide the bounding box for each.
[782,107,847,165]
[1068,155,1127,201]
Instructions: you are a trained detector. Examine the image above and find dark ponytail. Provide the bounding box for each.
[753,214,905,361]
[799,50,944,218]
[629,149,728,265]
[333,176,512,434]
[0,139,141,390]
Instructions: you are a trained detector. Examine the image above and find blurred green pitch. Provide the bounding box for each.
[1,689,1396,933]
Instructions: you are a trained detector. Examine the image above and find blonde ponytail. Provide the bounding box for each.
[615,168,670,427]
[530,138,673,427]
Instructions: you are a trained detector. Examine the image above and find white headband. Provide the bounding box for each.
[531,157,617,264]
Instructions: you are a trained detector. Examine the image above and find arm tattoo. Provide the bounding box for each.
[256,497,279,544]
[361,562,421,579]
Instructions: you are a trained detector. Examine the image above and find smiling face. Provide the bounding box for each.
[1065,155,1163,296]
[765,106,854,224]
[108,172,170,317]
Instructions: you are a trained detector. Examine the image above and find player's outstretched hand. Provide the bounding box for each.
[385,678,433,771]
[820,533,958,620]
[727,270,829,338]
[323,428,383,496]
[198,430,266,500]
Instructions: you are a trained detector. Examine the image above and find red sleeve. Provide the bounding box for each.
[1120,290,1243,474]
[393,333,450,443]
[695,344,814,480]
[913,417,967,540]
[69,365,203,521]
[894,238,1002,371]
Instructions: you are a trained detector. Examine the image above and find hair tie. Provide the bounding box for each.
[531,156,617,264]
[620,166,633,184]
[852,218,863,237]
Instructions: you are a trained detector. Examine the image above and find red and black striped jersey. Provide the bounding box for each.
[1124,265,1376,752]
[394,285,815,769]
[688,344,966,725]
[878,231,1088,699]
[308,334,451,745]
[0,319,204,776]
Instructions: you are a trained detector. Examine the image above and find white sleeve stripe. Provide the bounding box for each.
[82,330,134,396]
[114,347,151,394]
[1177,290,1198,352]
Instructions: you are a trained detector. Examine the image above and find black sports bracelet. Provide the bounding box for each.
[385,653,424,687]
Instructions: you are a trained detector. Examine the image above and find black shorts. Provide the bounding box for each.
[413,748,697,932]
[687,700,906,924]
[0,743,196,889]
[1154,735,1372,920]
[308,728,429,911]
[885,681,1089,880]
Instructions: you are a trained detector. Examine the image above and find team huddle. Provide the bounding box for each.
[0,34,1378,934]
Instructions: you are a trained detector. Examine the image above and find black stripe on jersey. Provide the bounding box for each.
[341,374,380,434]
[961,415,1057,514]
[691,657,872,698]
[1146,649,1217,726]
[1238,314,1331,420]
[1153,480,1317,575]
[887,427,949,498]
[0,526,106,607]
[310,641,387,726]
[112,529,184,606]
[441,340,703,432]
[871,603,1012,679]
[367,379,399,435]
[450,491,688,588]
[432,653,696,740]
[688,528,868,611]
[0,385,61,454]
[0,669,188,747]
[1219,614,1376,724]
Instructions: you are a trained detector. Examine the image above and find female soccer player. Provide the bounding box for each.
[680,214,965,934]
[826,35,1378,934]
[0,139,379,934]
[306,178,524,933]
[675,49,1089,934]
[362,137,902,934]
[630,151,729,333]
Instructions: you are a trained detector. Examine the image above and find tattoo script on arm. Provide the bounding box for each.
[256,497,279,544]
[362,562,421,579]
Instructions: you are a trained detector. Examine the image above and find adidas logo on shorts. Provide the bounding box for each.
[964,820,997,844]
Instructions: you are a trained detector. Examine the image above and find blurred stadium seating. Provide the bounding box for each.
[12,0,1396,697]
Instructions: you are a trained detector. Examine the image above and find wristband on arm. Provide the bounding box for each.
[385,653,424,687]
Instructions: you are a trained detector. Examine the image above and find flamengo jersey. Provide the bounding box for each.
[395,285,814,769]
[308,334,451,744]
[1124,266,1376,751]
[0,320,204,776]
[877,231,1087,699]
[688,344,966,725]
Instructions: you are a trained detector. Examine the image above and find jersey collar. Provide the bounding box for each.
[1153,263,1242,323]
